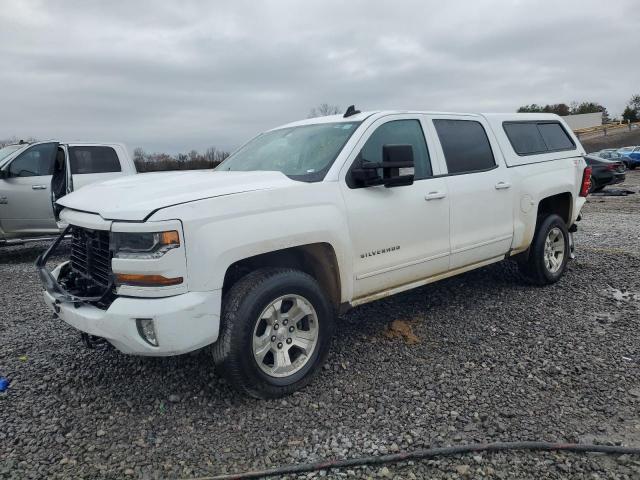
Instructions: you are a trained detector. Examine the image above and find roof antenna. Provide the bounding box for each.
[343,105,361,118]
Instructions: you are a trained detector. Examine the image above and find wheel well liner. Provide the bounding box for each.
[537,192,572,225]
[222,243,341,310]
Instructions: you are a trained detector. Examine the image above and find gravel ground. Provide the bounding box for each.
[1,172,639,480]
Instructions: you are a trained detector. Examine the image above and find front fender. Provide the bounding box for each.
[149,183,354,302]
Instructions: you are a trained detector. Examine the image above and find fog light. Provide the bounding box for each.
[136,318,158,346]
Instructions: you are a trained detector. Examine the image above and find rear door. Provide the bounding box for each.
[67,145,124,190]
[0,142,60,235]
[427,115,513,270]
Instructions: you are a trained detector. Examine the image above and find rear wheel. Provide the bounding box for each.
[518,214,570,285]
[212,268,335,398]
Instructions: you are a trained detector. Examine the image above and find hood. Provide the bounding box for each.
[58,170,296,221]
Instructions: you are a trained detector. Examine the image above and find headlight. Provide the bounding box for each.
[112,230,180,259]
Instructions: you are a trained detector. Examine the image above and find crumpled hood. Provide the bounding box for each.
[58,170,295,221]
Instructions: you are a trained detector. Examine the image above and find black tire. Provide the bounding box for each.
[212,268,335,398]
[518,214,570,286]
[630,165,637,170]
[592,185,604,193]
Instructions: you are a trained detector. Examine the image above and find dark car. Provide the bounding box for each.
[584,155,626,192]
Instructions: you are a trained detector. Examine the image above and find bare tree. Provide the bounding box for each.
[308,103,341,118]
[204,146,229,164]
[133,147,146,163]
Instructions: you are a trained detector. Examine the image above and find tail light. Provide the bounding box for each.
[579,166,592,197]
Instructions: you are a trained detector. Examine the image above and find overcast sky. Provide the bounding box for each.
[1,0,638,154]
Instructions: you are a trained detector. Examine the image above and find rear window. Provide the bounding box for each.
[433,119,496,174]
[69,146,121,174]
[503,121,575,156]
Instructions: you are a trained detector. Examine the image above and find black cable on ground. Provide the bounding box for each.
[191,441,640,480]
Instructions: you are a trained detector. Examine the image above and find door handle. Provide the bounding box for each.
[31,185,47,190]
[425,191,446,201]
[494,182,511,190]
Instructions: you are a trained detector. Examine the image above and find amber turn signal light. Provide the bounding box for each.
[115,273,183,287]
[160,230,180,246]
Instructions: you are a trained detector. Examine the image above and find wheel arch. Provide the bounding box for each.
[513,191,574,263]
[222,243,342,311]
[536,192,573,226]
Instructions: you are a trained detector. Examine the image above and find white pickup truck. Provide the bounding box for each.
[0,141,135,245]
[38,108,591,398]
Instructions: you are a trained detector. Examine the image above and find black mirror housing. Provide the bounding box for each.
[350,144,415,188]
[351,162,382,186]
[381,145,414,187]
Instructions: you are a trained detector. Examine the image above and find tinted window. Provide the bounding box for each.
[69,146,121,174]
[538,123,574,151]
[8,143,57,177]
[503,121,575,155]
[360,120,432,179]
[503,123,547,155]
[433,120,495,174]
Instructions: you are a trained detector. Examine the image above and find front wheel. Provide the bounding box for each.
[518,214,570,285]
[212,268,335,398]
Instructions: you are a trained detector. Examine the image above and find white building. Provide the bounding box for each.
[562,112,603,130]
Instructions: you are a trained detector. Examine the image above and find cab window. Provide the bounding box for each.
[434,119,496,174]
[359,119,432,180]
[69,146,121,174]
[8,143,57,177]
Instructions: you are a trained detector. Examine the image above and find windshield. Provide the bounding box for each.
[0,144,25,162]
[217,122,361,182]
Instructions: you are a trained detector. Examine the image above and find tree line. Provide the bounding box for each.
[517,94,640,123]
[517,101,610,121]
[132,147,230,172]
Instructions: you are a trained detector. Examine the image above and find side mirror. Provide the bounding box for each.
[350,144,415,188]
[381,144,414,187]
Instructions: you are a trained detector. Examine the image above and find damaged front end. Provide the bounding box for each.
[36,225,116,309]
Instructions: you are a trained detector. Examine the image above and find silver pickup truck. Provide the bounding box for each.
[0,141,136,245]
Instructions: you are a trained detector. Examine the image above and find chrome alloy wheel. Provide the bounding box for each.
[252,295,319,378]
[544,227,565,274]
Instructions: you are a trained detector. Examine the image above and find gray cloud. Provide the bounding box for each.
[1,0,638,153]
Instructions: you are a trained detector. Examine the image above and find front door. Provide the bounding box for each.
[340,115,451,299]
[0,142,60,236]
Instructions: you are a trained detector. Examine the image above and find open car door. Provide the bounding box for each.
[0,142,61,236]
[50,144,72,223]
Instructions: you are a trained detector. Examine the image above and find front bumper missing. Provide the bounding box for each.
[35,226,114,305]
[38,227,223,356]
[42,284,222,355]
